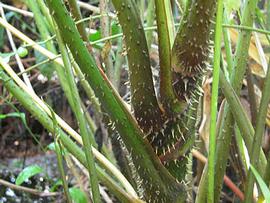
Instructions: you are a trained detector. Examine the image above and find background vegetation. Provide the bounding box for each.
[0,0,270,202]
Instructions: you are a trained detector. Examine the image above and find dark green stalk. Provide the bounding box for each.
[172,0,215,77]
[54,24,101,202]
[208,1,223,202]
[244,61,270,202]
[45,0,186,201]
[0,68,139,203]
[155,0,186,115]
[112,0,163,133]
[66,0,88,42]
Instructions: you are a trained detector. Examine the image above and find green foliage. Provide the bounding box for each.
[250,165,270,203]
[34,46,54,79]
[69,187,88,203]
[15,165,43,185]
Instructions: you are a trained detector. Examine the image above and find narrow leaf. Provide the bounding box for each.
[250,165,270,203]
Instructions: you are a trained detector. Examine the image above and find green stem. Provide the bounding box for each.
[66,0,88,42]
[223,24,270,36]
[36,0,54,32]
[112,0,163,132]
[55,24,101,202]
[26,0,74,112]
[155,0,185,115]
[219,71,266,171]
[244,60,270,202]
[208,1,223,202]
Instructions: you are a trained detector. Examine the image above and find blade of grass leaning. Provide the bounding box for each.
[54,23,101,202]
[222,9,233,75]
[250,165,270,203]
[208,1,223,202]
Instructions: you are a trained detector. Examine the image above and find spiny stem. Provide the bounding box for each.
[112,0,164,132]
[155,0,186,115]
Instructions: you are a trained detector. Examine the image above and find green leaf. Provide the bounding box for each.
[50,179,63,192]
[69,187,88,203]
[0,112,23,119]
[250,165,270,203]
[34,45,54,79]
[0,52,14,63]
[15,165,43,185]
[46,142,67,154]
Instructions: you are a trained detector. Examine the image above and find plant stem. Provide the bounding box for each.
[54,24,101,202]
[54,139,72,203]
[66,0,89,42]
[155,0,186,115]
[208,1,223,202]
[112,0,164,132]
